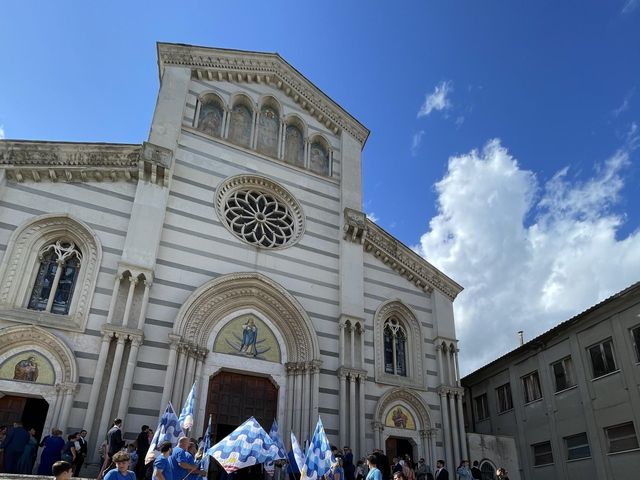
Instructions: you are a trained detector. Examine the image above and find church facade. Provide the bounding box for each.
[0,43,465,467]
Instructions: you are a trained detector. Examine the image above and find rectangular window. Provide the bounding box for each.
[588,339,617,378]
[631,326,640,363]
[474,393,489,420]
[496,383,513,413]
[605,422,640,453]
[552,357,575,392]
[533,441,554,466]
[565,433,591,460]
[522,371,542,403]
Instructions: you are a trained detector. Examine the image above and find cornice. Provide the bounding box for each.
[157,43,370,147]
[0,140,141,183]
[344,208,463,300]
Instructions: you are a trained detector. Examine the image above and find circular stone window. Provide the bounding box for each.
[215,175,305,249]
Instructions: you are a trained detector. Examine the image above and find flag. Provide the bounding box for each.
[178,382,196,431]
[197,415,212,472]
[264,420,287,476]
[206,417,279,473]
[300,418,332,480]
[290,431,305,473]
[145,402,183,465]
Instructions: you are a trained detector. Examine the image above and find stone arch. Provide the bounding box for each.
[374,299,425,389]
[196,92,226,137]
[0,213,102,330]
[375,387,432,431]
[174,272,320,362]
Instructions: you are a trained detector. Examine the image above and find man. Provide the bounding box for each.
[374,449,390,480]
[343,446,355,480]
[108,419,125,459]
[73,429,88,477]
[434,460,448,480]
[470,461,481,480]
[392,458,403,474]
[0,421,30,473]
[415,458,428,480]
[170,437,206,480]
[152,441,173,480]
[135,425,150,480]
[52,460,74,480]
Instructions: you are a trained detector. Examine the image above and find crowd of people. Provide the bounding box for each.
[0,419,510,480]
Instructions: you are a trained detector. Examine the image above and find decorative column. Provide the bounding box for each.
[359,324,365,368]
[358,374,365,457]
[435,344,444,384]
[349,324,355,366]
[83,332,113,428]
[250,107,259,149]
[136,280,151,330]
[428,429,438,469]
[456,390,468,461]
[192,350,206,435]
[293,365,302,439]
[57,383,77,433]
[372,422,384,449]
[277,120,285,159]
[339,370,347,446]
[121,276,138,328]
[160,335,180,409]
[183,348,196,402]
[45,260,65,312]
[438,387,453,470]
[349,374,356,450]
[105,275,122,324]
[172,344,188,407]
[449,391,460,467]
[339,321,346,364]
[311,361,320,423]
[222,108,230,139]
[302,364,311,442]
[49,385,63,431]
[118,335,143,421]
[285,364,295,442]
[453,348,461,386]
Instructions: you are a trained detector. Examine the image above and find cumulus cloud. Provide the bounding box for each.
[411,130,425,156]
[418,81,452,118]
[416,131,640,375]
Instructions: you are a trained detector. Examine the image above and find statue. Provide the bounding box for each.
[14,356,39,382]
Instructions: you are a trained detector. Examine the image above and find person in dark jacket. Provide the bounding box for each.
[470,461,481,480]
[434,460,448,480]
[135,425,150,480]
[0,421,30,473]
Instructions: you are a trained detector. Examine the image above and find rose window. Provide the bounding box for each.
[215,175,305,249]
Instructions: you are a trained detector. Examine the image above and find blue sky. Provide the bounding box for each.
[1,1,639,372]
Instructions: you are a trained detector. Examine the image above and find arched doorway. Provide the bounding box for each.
[385,436,414,462]
[204,371,278,441]
[0,395,49,438]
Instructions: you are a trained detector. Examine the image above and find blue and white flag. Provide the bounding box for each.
[145,402,183,464]
[300,418,332,480]
[206,417,279,473]
[265,420,287,475]
[290,431,306,473]
[178,382,196,431]
[197,415,212,472]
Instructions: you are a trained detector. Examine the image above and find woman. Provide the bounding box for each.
[17,428,38,474]
[332,457,345,480]
[61,433,78,464]
[38,428,65,475]
[496,468,509,480]
[456,461,472,480]
[402,459,415,480]
[366,455,382,480]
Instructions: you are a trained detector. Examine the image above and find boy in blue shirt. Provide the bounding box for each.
[153,442,173,480]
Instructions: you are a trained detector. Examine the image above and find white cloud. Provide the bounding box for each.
[455,116,465,127]
[418,81,452,118]
[0,125,4,139]
[367,212,379,223]
[612,88,634,117]
[416,132,640,375]
[622,0,639,13]
[411,130,425,156]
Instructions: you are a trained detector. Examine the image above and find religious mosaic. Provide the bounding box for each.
[213,314,281,363]
[385,405,416,430]
[0,350,55,385]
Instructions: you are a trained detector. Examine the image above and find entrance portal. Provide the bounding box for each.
[385,437,414,462]
[0,395,48,438]
[204,371,278,441]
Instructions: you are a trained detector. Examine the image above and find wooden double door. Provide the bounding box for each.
[0,395,48,437]
[204,371,278,441]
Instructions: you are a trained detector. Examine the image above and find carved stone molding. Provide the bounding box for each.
[173,272,320,363]
[374,387,433,430]
[157,43,369,146]
[337,366,367,381]
[347,217,463,300]
[0,324,78,383]
[0,140,141,183]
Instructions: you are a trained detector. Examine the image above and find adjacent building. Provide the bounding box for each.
[462,282,640,480]
[0,43,468,470]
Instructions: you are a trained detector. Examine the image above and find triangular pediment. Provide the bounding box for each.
[157,42,370,147]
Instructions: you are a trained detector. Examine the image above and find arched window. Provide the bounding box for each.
[228,101,253,148]
[284,122,305,167]
[309,137,331,176]
[256,100,280,157]
[480,461,496,480]
[383,318,407,376]
[197,94,224,137]
[28,240,82,315]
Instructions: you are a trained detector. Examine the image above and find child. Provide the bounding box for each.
[52,460,73,480]
[104,451,136,480]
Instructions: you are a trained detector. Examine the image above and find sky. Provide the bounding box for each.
[1,1,639,375]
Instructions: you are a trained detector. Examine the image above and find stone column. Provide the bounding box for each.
[45,260,65,312]
[136,280,151,330]
[449,391,460,467]
[358,374,365,457]
[359,324,365,369]
[83,333,113,429]
[453,348,461,387]
[429,429,438,469]
[339,370,347,446]
[277,120,285,159]
[105,275,122,324]
[311,362,320,423]
[192,351,206,435]
[302,365,311,442]
[183,349,196,402]
[419,430,429,466]
[372,422,383,450]
[435,344,444,384]
[285,365,295,442]
[122,276,138,328]
[49,385,63,430]
[118,336,142,421]
[250,107,258,149]
[349,325,355,367]
[339,321,346,365]
[456,392,468,461]
[293,365,302,439]
[438,387,453,470]
[172,345,188,407]
[349,374,356,450]
[160,335,180,409]
[58,383,76,433]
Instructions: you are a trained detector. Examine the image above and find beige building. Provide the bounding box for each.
[0,43,468,469]
[462,282,640,480]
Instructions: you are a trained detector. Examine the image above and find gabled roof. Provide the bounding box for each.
[462,281,640,382]
[156,42,370,147]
